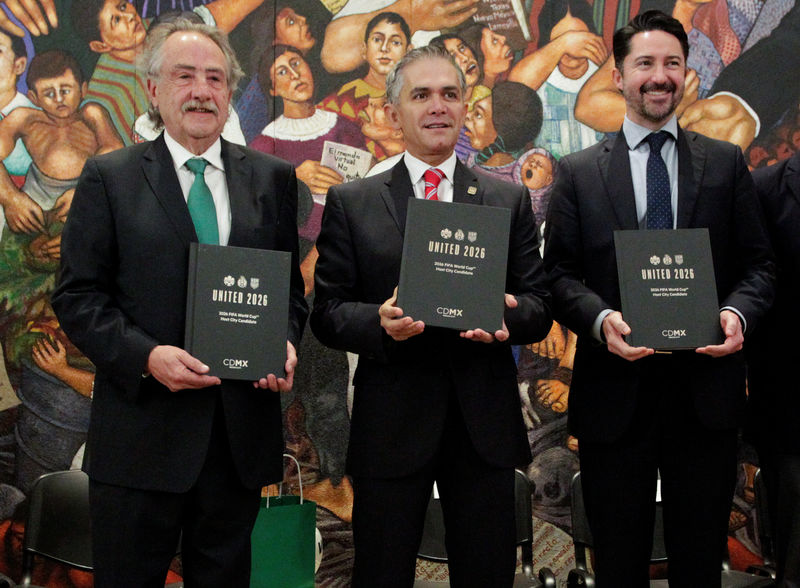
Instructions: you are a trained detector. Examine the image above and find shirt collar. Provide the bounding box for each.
[622,115,678,151]
[163,129,224,171]
[403,151,458,186]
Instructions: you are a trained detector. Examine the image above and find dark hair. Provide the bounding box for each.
[458,24,487,61]
[538,0,596,49]
[258,44,308,98]
[0,30,27,61]
[27,50,84,90]
[613,10,689,69]
[429,33,484,85]
[364,11,410,45]
[492,81,543,151]
[70,0,106,44]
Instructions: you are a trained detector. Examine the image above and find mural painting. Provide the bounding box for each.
[0,0,794,583]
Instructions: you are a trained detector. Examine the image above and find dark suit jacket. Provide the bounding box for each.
[52,135,308,492]
[544,128,774,443]
[747,151,800,454]
[310,159,551,479]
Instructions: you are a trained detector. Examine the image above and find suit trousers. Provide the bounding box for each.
[350,385,517,588]
[89,393,262,588]
[578,356,737,587]
[757,451,800,587]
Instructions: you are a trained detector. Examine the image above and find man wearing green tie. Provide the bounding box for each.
[52,18,307,587]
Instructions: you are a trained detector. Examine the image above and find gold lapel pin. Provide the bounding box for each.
[467,186,478,195]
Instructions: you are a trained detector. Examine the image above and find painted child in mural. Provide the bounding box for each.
[69,0,262,145]
[250,42,367,523]
[0,48,121,494]
[318,11,409,128]
[0,30,32,201]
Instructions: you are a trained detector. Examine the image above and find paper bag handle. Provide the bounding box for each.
[269,453,304,506]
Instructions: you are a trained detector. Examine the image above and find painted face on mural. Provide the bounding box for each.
[363,19,408,77]
[96,0,147,52]
[0,32,25,101]
[550,11,591,80]
[148,31,232,154]
[480,28,512,77]
[613,30,686,130]
[275,7,315,53]
[443,37,480,89]
[30,70,86,120]
[521,152,554,190]
[269,50,315,104]
[362,95,402,142]
[464,94,497,150]
[385,56,467,166]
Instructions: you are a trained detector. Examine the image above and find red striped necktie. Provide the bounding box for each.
[424,167,444,201]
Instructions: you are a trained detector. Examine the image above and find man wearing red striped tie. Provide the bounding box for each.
[311,44,551,588]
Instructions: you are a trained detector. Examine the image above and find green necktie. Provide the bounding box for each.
[185,157,219,245]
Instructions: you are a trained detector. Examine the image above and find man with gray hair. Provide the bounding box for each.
[311,45,551,586]
[52,18,307,587]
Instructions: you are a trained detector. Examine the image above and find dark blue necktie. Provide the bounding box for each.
[645,131,672,230]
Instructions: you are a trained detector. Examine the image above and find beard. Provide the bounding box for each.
[626,80,684,125]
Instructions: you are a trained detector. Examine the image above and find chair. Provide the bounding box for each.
[567,471,775,587]
[18,469,183,588]
[415,469,557,587]
[744,468,776,580]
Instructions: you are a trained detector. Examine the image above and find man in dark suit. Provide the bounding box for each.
[310,45,551,587]
[747,150,800,587]
[51,18,307,588]
[543,11,774,586]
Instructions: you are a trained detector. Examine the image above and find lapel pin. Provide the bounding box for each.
[467,186,478,195]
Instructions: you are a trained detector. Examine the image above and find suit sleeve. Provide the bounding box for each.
[503,183,552,344]
[310,186,388,359]
[543,155,615,337]
[52,158,158,395]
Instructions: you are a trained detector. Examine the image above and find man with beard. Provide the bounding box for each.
[543,10,774,586]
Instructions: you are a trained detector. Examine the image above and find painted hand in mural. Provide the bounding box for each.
[253,340,297,392]
[527,321,566,359]
[379,286,424,341]
[1,189,45,233]
[535,379,569,412]
[679,94,757,151]
[459,293,517,343]
[0,0,57,37]
[53,188,74,223]
[146,345,222,392]
[295,160,343,195]
[695,309,744,358]
[601,310,654,361]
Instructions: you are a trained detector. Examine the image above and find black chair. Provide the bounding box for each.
[415,469,557,587]
[744,468,776,580]
[567,471,775,587]
[19,469,183,588]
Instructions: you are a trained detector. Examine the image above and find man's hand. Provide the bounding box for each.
[460,293,517,343]
[410,0,478,30]
[679,94,757,151]
[147,345,221,392]
[295,161,343,195]
[602,311,654,361]
[380,286,424,341]
[4,190,45,233]
[0,0,57,37]
[253,341,297,392]
[696,310,743,357]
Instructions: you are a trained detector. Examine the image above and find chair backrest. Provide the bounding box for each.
[20,470,93,586]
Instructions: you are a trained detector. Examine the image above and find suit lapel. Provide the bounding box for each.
[602,133,639,230]
[384,159,414,234]
[676,128,704,228]
[142,135,196,243]
[221,140,253,245]
[452,160,482,205]
[784,152,800,207]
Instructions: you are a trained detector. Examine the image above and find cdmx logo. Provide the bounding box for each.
[223,358,249,368]
[436,307,463,317]
[661,329,687,338]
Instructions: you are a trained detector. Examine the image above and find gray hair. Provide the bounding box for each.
[385,44,467,105]
[138,17,244,128]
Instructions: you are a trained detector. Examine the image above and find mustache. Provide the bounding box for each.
[641,81,677,94]
[181,100,219,114]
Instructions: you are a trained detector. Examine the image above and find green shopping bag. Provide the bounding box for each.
[250,454,317,588]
